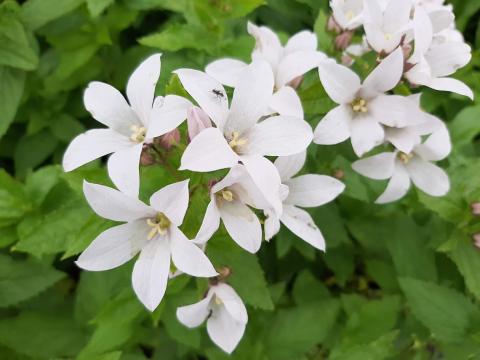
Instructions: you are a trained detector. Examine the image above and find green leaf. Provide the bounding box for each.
[292,270,330,304]
[24,165,62,207]
[22,0,84,31]
[0,170,31,227]
[330,331,399,360]
[87,0,114,17]
[0,254,64,307]
[450,231,480,300]
[0,66,26,138]
[450,106,480,146]
[399,277,475,343]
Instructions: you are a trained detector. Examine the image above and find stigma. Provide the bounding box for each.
[398,152,413,164]
[228,131,248,151]
[217,189,234,202]
[130,125,146,143]
[146,212,171,240]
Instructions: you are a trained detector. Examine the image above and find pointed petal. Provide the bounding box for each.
[205,59,247,88]
[350,115,385,157]
[76,220,148,271]
[281,205,325,251]
[318,60,361,104]
[276,51,325,88]
[170,227,217,277]
[180,128,238,172]
[406,157,450,197]
[428,77,474,100]
[376,162,411,204]
[362,48,404,97]
[285,31,318,53]
[246,115,312,157]
[248,22,283,68]
[176,295,212,328]
[195,200,221,244]
[352,152,396,180]
[63,129,131,172]
[207,307,246,354]
[313,105,352,145]
[126,54,161,125]
[285,174,345,207]
[83,181,154,222]
[213,283,248,324]
[107,143,143,197]
[84,81,140,135]
[274,151,306,182]
[269,86,304,119]
[219,201,262,254]
[264,210,281,241]
[369,95,423,128]
[132,237,171,311]
[414,124,451,161]
[174,69,229,128]
[411,6,433,63]
[149,180,190,226]
[225,61,274,135]
[384,128,419,154]
[147,95,191,138]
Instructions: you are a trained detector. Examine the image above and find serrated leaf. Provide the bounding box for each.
[0,66,26,138]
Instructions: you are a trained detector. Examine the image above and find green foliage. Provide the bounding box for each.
[0,0,479,359]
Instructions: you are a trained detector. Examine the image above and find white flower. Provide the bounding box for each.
[76,180,217,311]
[175,61,313,215]
[264,152,345,250]
[352,125,451,203]
[195,165,271,254]
[314,48,421,157]
[330,0,364,30]
[363,0,413,54]
[406,7,473,99]
[177,283,248,354]
[205,22,325,118]
[63,54,192,197]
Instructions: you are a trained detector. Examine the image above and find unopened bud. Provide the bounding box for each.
[287,75,303,89]
[218,266,232,279]
[335,31,354,51]
[341,54,354,66]
[140,144,155,166]
[471,203,480,216]
[327,16,342,34]
[157,128,180,150]
[402,43,413,60]
[187,106,212,141]
[334,169,345,180]
[473,234,480,249]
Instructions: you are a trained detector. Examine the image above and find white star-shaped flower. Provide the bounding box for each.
[76,180,217,311]
[63,54,192,196]
[177,283,248,354]
[330,0,364,30]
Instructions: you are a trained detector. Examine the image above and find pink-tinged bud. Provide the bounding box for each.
[327,16,342,34]
[288,75,303,89]
[157,128,180,150]
[187,106,212,140]
[402,43,413,60]
[335,31,354,51]
[471,203,480,216]
[473,234,480,249]
[341,54,354,66]
[140,145,155,166]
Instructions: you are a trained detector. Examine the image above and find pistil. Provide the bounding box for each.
[146,212,171,240]
[351,98,368,113]
[130,125,147,143]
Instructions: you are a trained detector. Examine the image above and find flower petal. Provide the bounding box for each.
[313,105,352,145]
[376,162,411,204]
[146,95,192,138]
[318,60,361,104]
[207,306,246,354]
[63,129,131,172]
[180,127,239,172]
[350,115,385,157]
[174,69,229,128]
[274,151,306,182]
[428,77,474,100]
[281,205,325,251]
[126,54,161,125]
[406,157,450,197]
[213,283,248,324]
[224,61,274,135]
[132,237,171,311]
[414,124,451,161]
[246,115,313,157]
[107,142,143,197]
[276,51,326,88]
[362,48,404,97]
[170,227,217,277]
[84,81,140,135]
[176,295,213,328]
[76,220,148,271]
[219,200,262,254]
[285,31,318,53]
[205,59,247,88]
[264,210,281,241]
[269,86,304,119]
[194,200,221,245]
[285,174,345,207]
[384,128,420,154]
[149,180,190,226]
[369,94,425,128]
[352,152,396,180]
[247,22,283,68]
[83,181,154,222]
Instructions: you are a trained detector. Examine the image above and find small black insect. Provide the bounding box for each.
[212,89,225,100]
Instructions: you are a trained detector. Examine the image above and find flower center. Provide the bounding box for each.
[146,212,171,240]
[214,294,223,305]
[384,33,392,41]
[216,189,234,202]
[346,10,355,21]
[398,152,413,164]
[130,125,146,143]
[228,131,248,151]
[351,98,368,113]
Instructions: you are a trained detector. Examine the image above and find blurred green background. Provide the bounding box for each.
[1,0,480,359]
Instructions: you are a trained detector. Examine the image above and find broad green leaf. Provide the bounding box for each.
[0,254,64,307]
[24,165,62,207]
[22,0,84,30]
[399,277,475,343]
[450,231,480,300]
[292,270,330,304]
[87,0,114,17]
[0,170,31,227]
[450,106,480,146]
[330,331,399,360]
[0,66,26,138]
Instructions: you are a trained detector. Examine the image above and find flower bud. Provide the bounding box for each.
[341,54,354,66]
[140,144,155,166]
[157,128,180,150]
[473,234,480,249]
[335,31,354,51]
[471,202,480,216]
[327,16,342,34]
[187,106,212,141]
[287,75,303,89]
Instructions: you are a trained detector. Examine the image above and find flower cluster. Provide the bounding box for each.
[63,0,471,353]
